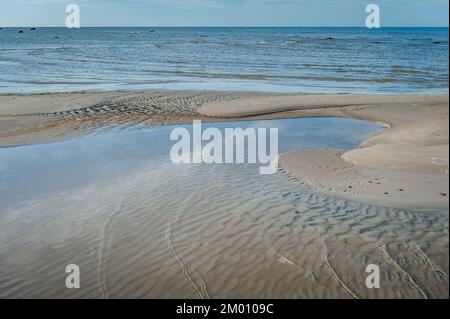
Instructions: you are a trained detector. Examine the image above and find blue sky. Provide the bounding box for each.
[0,0,448,27]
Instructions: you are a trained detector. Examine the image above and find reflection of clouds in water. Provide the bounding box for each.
[0,114,446,298]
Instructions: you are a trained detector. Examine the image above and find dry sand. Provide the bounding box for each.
[1,92,449,210]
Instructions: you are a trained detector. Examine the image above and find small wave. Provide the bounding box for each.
[0,47,70,52]
[179,71,267,80]
[25,80,104,85]
[0,60,20,65]
[164,60,191,65]
[145,69,399,84]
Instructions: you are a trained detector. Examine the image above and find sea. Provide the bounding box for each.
[0,27,448,93]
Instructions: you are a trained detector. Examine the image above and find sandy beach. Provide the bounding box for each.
[199,93,449,210]
[1,92,448,210]
[0,91,449,299]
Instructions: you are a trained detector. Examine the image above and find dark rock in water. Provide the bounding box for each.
[30,27,36,31]
[433,41,441,44]
[18,30,24,33]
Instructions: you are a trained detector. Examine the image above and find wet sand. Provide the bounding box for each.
[0,91,256,147]
[1,92,448,210]
[0,91,448,299]
[199,93,449,210]
[0,128,448,299]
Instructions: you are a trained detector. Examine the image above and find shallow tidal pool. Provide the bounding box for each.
[0,117,448,299]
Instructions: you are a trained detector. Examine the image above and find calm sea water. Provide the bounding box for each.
[0,27,448,93]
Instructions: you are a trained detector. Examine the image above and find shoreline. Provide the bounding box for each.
[0,91,448,210]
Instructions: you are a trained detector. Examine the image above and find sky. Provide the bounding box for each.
[0,0,448,27]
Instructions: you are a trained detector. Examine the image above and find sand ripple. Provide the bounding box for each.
[0,157,448,299]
